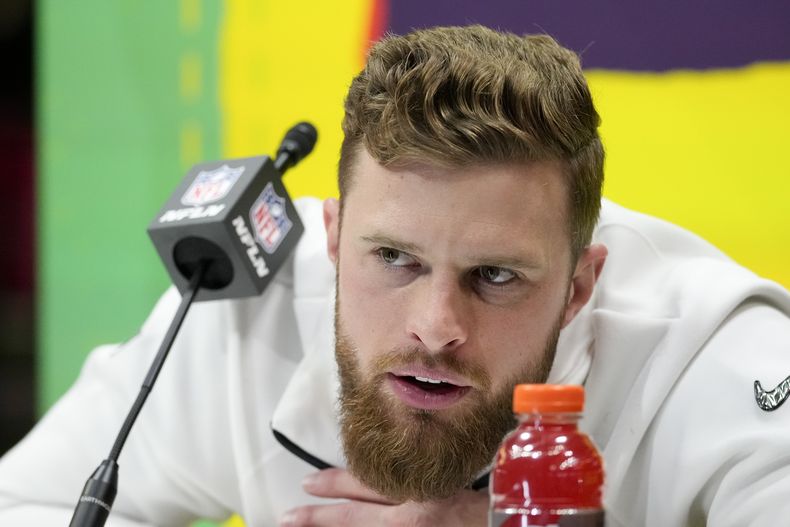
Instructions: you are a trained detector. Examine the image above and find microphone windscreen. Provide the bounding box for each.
[277,122,318,165]
[147,156,304,302]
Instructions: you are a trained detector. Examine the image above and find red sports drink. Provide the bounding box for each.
[489,384,604,526]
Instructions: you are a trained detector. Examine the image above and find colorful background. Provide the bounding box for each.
[31,0,790,524]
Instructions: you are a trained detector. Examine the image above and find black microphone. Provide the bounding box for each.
[274,121,318,173]
[147,121,318,302]
[69,122,317,526]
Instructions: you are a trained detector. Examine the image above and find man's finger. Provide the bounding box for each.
[280,501,389,527]
[301,468,399,505]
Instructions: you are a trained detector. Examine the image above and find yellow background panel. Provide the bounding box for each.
[589,63,790,289]
[219,0,372,200]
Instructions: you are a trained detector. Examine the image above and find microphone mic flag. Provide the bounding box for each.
[147,122,317,302]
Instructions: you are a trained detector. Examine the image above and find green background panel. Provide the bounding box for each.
[38,0,222,409]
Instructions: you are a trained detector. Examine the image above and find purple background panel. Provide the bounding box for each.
[388,0,790,71]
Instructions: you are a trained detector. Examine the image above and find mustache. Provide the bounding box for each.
[372,347,491,391]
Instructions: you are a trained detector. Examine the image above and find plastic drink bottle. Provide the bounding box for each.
[489,384,604,526]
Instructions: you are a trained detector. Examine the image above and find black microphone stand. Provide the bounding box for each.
[69,263,206,527]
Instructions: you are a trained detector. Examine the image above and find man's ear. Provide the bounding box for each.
[323,198,340,265]
[562,243,607,328]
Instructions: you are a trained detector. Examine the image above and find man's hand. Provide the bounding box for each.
[279,468,488,526]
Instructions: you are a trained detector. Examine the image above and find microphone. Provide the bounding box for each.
[147,121,318,302]
[69,122,317,526]
[274,121,318,173]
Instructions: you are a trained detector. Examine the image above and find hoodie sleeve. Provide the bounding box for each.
[0,287,239,526]
[616,300,790,526]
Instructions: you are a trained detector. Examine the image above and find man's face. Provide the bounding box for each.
[325,149,578,501]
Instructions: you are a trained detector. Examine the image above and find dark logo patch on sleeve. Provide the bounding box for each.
[754,377,790,412]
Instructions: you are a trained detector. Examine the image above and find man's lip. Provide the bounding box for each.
[386,374,471,411]
[387,367,472,388]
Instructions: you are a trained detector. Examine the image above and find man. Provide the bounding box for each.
[2,25,790,527]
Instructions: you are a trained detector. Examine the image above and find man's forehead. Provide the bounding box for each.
[341,149,571,267]
[344,148,568,215]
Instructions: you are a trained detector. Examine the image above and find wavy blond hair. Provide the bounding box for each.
[340,25,604,261]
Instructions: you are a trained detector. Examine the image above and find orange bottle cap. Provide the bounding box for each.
[513,384,585,413]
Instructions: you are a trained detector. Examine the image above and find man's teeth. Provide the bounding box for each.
[414,376,444,384]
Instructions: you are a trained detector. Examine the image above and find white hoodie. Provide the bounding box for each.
[0,199,789,526]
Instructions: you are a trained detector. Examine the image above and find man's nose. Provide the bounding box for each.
[406,277,469,353]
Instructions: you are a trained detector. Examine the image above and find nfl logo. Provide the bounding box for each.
[250,182,293,254]
[181,164,245,206]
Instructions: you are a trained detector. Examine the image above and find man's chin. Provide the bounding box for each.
[341,374,538,500]
[339,382,512,502]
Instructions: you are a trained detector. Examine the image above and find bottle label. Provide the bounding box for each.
[489,509,604,527]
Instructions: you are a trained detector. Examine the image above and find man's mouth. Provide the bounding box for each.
[386,372,471,410]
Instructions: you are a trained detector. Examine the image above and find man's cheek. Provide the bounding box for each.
[344,289,406,339]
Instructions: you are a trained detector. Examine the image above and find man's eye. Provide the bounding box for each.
[378,248,416,267]
[477,266,516,284]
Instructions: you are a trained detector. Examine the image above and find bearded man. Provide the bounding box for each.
[2,25,790,527]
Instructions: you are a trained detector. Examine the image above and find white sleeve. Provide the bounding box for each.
[0,287,239,526]
[642,301,790,526]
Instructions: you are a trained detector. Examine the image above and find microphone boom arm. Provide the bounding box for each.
[69,263,205,527]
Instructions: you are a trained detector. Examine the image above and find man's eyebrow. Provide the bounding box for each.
[470,255,545,271]
[360,234,423,254]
